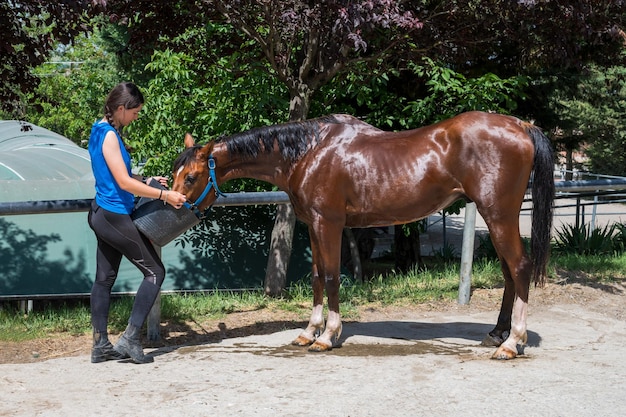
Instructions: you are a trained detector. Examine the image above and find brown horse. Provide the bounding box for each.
[172,111,554,359]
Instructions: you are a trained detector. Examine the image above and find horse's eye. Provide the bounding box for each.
[185,174,196,185]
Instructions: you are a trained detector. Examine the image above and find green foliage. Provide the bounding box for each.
[614,223,626,253]
[430,243,458,263]
[12,23,129,145]
[537,64,626,176]
[0,0,95,109]
[315,58,528,132]
[403,58,528,127]
[583,66,626,176]
[315,61,407,127]
[475,233,498,260]
[127,24,289,178]
[553,222,623,256]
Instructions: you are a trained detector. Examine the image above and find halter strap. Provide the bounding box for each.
[183,154,226,218]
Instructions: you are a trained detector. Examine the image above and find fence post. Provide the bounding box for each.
[458,202,476,305]
[147,244,162,341]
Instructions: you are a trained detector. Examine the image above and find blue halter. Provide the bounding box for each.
[183,155,226,218]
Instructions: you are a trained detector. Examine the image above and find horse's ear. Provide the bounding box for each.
[184,133,195,148]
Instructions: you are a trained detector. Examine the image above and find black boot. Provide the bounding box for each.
[114,324,154,364]
[91,330,127,363]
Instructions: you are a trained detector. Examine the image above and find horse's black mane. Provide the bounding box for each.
[173,144,202,172]
[220,115,340,161]
[172,115,341,171]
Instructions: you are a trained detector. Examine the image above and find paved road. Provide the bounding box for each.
[420,197,626,256]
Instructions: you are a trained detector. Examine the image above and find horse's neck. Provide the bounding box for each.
[215,144,291,190]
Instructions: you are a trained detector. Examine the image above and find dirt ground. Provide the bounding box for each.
[1,272,626,417]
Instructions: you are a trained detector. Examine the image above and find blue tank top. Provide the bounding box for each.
[88,121,135,214]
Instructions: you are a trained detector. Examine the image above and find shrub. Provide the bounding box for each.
[553,223,621,255]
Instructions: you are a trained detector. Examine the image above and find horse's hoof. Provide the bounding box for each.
[308,340,332,352]
[291,335,314,347]
[491,346,517,360]
[481,334,504,347]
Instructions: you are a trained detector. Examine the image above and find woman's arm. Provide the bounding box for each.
[101,131,186,206]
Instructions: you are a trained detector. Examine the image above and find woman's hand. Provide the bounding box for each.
[146,176,169,188]
[162,190,187,209]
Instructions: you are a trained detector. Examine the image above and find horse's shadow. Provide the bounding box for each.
[148,318,541,358]
[339,320,541,348]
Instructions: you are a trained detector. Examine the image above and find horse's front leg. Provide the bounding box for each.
[292,262,325,346]
[292,221,343,351]
[308,223,343,352]
[308,269,342,352]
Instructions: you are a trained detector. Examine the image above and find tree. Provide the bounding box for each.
[550,64,626,176]
[14,0,624,290]
[127,24,289,176]
[403,0,625,77]
[211,1,424,293]
[18,27,126,145]
[0,0,107,115]
[95,0,625,293]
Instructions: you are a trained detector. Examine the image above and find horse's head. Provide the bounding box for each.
[172,133,222,211]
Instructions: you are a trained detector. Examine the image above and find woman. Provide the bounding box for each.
[87,82,186,364]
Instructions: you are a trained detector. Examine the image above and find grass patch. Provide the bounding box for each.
[551,252,626,283]
[1,252,625,343]
[0,301,91,342]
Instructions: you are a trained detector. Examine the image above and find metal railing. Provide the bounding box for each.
[0,191,291,216]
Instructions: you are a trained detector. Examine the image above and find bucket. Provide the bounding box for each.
[131,179,200,246]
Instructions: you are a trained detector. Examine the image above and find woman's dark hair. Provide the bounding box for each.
[103,82,144,125]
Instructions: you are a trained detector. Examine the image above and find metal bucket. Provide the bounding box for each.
[131,180,200,246]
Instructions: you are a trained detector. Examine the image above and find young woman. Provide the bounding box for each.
[87,82,186,364]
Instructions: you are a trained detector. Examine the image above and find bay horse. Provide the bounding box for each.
[172,111,554,360]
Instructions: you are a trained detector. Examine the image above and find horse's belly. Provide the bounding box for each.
[344,192,462,228]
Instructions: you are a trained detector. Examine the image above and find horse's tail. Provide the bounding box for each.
[526,124,555,286]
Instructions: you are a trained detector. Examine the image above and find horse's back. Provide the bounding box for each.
[293,111,538,227]
[322,111,529,145]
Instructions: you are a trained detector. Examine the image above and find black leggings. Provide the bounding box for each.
[88,201,165,332]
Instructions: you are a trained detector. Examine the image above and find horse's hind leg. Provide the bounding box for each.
[481,261,515,347]
[484,219,533,360]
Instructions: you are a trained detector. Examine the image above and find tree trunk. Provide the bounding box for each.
[393,224,422,273]
[264,203,296,296]
[566,147,574,180]
[263,87,311,296]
